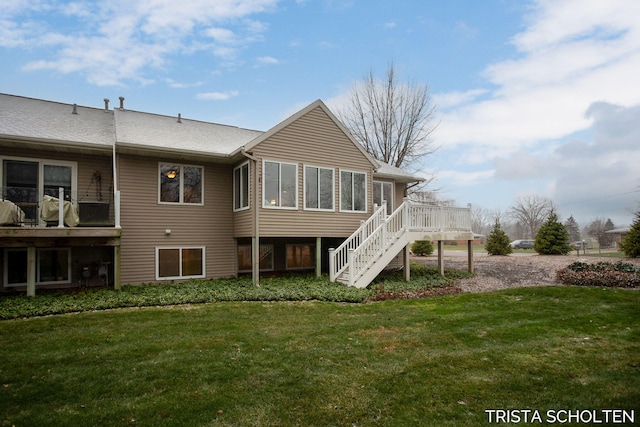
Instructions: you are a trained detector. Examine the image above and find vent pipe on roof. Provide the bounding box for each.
[119,96,125,110]
[104,98,110,111]
[177,113,182,123]
[72,104,78,115]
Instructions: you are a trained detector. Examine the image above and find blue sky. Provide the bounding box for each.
[2,0,639,227]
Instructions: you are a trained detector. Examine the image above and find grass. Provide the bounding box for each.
[1,286,639,426]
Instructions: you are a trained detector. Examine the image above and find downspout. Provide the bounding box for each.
[112,114,122,290]
[241,149,260,286]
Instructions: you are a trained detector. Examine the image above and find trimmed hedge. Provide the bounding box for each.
[556,261,640,288]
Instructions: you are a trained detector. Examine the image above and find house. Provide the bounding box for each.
[1,93,474,295]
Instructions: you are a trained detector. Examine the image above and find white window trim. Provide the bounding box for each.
[3,247,72,287]
[262,159,299,210]
[1,155,78,205]
[155,246,206,280]
[233,161,250,212]
[237,244,275,273]
[158,163,204,206]
[374,180,394,214]
[303,164,335,212]
[339,169,368,213]
[285,244,316,270]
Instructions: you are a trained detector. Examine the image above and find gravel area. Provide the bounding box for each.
[413,253,640,293]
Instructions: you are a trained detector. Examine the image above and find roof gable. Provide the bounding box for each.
[238,99,379,169]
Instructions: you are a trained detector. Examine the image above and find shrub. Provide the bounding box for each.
[485,220,513,256]
[620,209,640,257]
[557,261,640,288]
[535,210,572,255]
[411,240,434,256]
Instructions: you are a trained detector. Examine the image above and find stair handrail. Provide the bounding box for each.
[329,203,386,282]
[348,201,408,285]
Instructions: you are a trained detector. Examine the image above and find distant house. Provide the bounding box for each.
[0,93,473,295]
[605,227,630,249]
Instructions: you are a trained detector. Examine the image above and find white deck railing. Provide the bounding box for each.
[329,201,472,286]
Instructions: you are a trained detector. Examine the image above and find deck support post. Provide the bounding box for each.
[404,244,410,282]
[27,246,36,296]
[316,237,322,277]
[113,245,122,290]
[467,240,474,274]
[437,240,444,276]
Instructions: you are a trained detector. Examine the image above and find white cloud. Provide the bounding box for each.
[196,90,239,100]
[436,0,640,164]
[3,0,279,85]
[433,89,487,110]
[256,55,279,65]
[205,27,237,44]
[492,102,640,224]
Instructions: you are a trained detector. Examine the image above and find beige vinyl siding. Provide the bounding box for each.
[118,155,236,285]
[243,106,375,238]
[394,182,406,209]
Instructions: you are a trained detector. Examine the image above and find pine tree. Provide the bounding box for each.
[485,220,513,256]
[564,215,580,243]
[620,210,640,257]
[534,209,572,255]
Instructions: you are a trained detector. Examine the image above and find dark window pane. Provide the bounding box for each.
[38,249,69,282]
[158,249,180,277]
[160,164,180,203]
[183,166,202,204]
[305,166,318,209]
[7,250,28,285]
[182,248,203,276]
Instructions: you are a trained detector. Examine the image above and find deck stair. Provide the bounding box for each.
[329,200,473,288]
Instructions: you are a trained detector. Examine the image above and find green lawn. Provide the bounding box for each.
[1,286,638,426]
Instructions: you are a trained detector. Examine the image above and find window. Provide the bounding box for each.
[156,247,205,280]
[374,181,394,215]
[263,160,297,208]
[3,248,71,287]
[233,162,250,211]
[304,165,334,211]
[237,244,274,272]
[2,157,76,223]
[286,244,315,270]
[159,163,203,204]
[340,170,367,212]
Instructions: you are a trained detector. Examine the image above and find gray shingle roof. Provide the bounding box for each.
[0,93,262,156]
[0,93,423,182]
[0,93,115,147]
[114,109,262,156]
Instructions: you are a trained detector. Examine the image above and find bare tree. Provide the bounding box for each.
[471,205,493,235]
[336,62,439,172]
[585,217,616,248]
[509,195,554,239]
